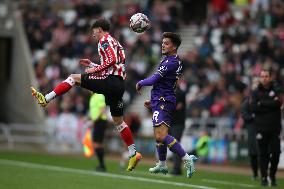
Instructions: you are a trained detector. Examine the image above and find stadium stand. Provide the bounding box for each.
[1,0,284,166]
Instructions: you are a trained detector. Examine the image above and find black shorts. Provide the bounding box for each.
[92,119,108,143]
[81,74,125,116]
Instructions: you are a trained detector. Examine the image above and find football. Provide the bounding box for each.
[130,13,150,33]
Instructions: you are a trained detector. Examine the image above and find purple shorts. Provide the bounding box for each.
[151,100,175,127]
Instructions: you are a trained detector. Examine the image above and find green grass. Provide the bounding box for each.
[0,151,282,189]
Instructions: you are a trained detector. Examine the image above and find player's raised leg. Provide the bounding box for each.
[31,74,80,107]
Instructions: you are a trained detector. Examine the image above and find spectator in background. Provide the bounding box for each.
[55,97,78,150]
[89,93,108,172]
[170,79,187,176]
[250,68,283,186]
[181,0,208,25]
[240,78,259,181]
[188,130,210,164]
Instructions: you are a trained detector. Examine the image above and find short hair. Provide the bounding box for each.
[260,68,272,76]
[162,32,182,48]
[91,18,110,32]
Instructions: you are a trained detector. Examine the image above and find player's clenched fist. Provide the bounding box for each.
[144,100,151,110]
[79,59,92,67]
[136,82,142,95]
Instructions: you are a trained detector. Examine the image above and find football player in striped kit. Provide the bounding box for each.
[31,18,141,171]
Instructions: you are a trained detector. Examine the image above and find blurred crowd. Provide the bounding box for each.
[182,0,284,132]
[18,0,284,138]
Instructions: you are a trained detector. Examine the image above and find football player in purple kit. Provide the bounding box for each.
[136,32,197,178]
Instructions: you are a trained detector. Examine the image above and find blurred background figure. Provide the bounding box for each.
[89,93,108,172]
[55,97,79,151]
[189,130,210,164]
[240,78,259,181]
[170,79,187,176]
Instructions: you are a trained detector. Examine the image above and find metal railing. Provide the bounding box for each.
[0,123,50,146]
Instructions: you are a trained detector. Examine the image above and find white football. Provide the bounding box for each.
[130,13,150,33]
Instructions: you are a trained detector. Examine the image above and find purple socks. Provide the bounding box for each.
[156,135,187,161]
[156,141,167,161]
[163,135,186,158]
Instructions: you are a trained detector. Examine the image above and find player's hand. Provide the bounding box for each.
[79,59,92,67]
[85,67,94,74]
[144,100,151,110]
[176,102,183,110]
[136,83,142,95]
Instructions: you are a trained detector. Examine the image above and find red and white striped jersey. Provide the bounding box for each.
[90,34,126,80]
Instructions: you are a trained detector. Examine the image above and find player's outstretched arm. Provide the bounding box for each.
[136,73,162,94]
[137,73,162,88]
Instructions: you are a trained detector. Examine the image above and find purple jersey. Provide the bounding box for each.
[151,55,182,105]
[137,54,182,127]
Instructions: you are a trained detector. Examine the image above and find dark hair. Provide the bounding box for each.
[261,67,272,76]
[162,32,182,48]
[90,18,110,32]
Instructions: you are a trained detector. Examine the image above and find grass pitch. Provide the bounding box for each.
[0,151,282,189]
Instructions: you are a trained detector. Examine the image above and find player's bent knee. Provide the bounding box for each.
[154,134,165,142]
[112,116,123,126]
[68,74,81,85]
[154,126,168,142]
[116,121,127,132]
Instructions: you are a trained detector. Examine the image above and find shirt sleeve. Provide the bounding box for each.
[138,73,162,87]
[89,40,118,73]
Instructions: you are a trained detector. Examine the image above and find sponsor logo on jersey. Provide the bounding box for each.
[269,90,275,97]
[101,41,110,50]
[256,133,262,140]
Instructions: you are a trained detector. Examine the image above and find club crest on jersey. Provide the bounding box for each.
[117,101,124,108]
[158,65,167,72]
[256,133,262,140]
[101,41,110,50]
[269,90,275,97]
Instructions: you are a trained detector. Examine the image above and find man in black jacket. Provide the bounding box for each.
[170,79,187,175]
[250,69,283,186]
[241,97,259,180]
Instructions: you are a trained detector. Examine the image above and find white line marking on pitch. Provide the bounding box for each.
[202,179,256,188]
[0,159,217,189]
